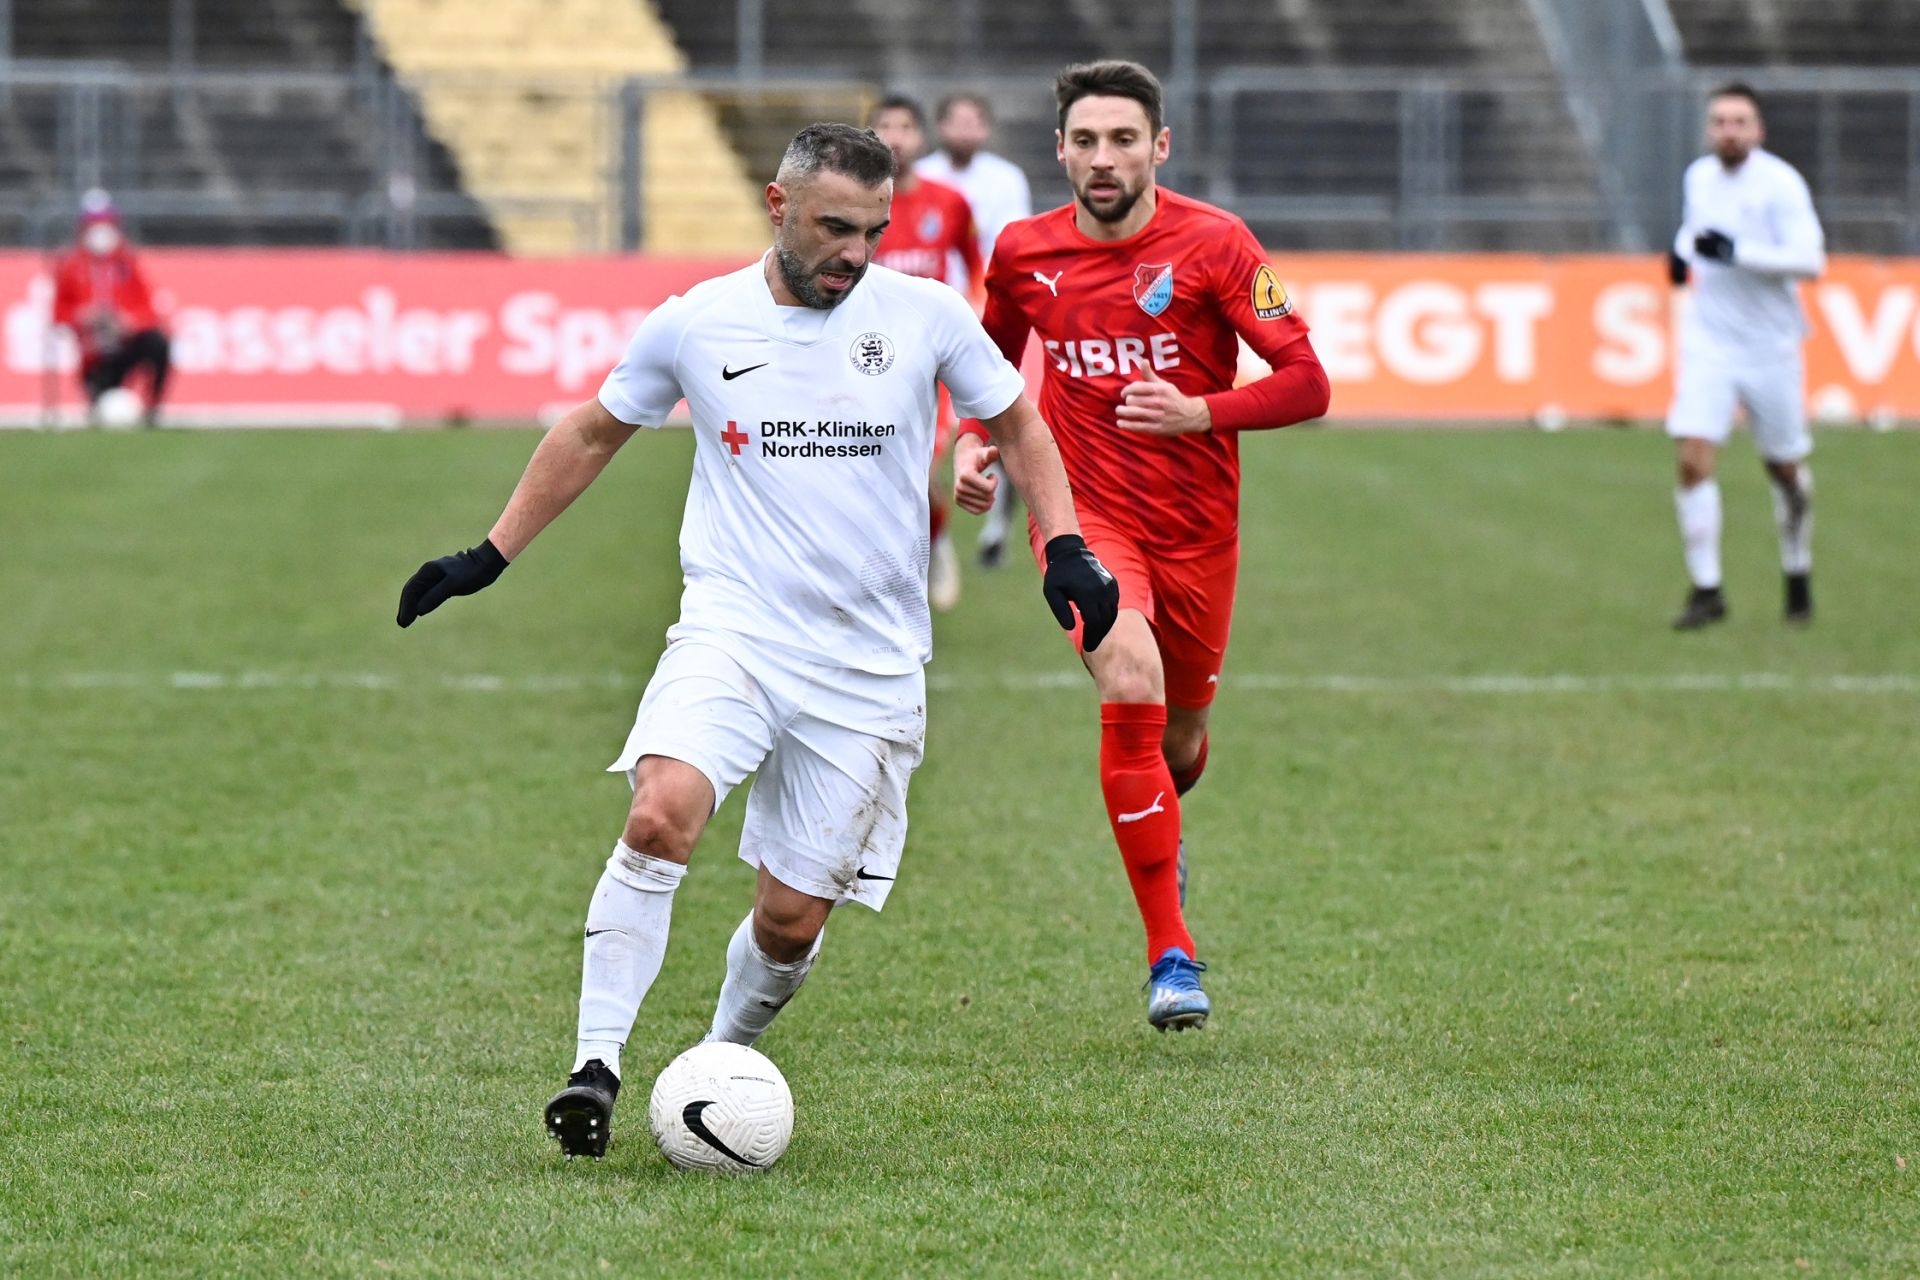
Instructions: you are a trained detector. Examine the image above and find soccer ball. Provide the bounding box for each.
[95,386,144,429]
[648,1041,793,1172]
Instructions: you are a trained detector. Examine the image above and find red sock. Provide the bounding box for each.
[1100,702,1194,964]
[930,497,949,542]
[1170,732,1209,796]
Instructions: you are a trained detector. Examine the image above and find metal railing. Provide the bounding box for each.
[5,59,1920,254]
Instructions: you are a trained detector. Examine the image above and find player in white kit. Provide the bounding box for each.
[1666,83,1826,629]
[394,123,1119,1160]
[914,92,1035,569]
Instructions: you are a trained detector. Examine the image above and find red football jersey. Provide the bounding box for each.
[982,189,1310,554]
[52,247,163,358]
[874,177,983,291]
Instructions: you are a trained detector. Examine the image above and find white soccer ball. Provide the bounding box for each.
[648,1041,793,1173]
[95,386,144,430]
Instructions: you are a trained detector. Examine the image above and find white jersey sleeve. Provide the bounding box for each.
[1733,164,1825,279]
[597,297,688,427]
[1674,150,1822,350]
[919,282,1027,421]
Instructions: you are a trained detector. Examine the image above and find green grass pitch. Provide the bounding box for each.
[3,425,1916,1276]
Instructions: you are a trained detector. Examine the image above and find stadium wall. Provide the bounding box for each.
[3,250,1917,427]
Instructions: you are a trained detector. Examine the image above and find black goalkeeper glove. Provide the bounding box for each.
[1042,534,1120,652]
[1694,229,1736,264]
[1667,249,1690,287]
[396,539,509,627]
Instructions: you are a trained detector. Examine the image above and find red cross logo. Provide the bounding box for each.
[721,420,749,455]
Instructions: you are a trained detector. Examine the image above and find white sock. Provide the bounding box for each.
[705,912,822,1046]
[1675,481,1723,589]
[572,840,687,1078]
[979,463,1012,546]
[1770,465,1814,575]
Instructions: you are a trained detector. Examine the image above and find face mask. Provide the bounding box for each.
[83,224,122,255]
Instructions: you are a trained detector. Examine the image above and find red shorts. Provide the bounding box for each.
[1029,512,1239,709]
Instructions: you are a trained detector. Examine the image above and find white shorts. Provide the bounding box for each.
[609,632,926,911]
[1666,346,1812,461]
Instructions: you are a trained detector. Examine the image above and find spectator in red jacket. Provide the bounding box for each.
[52,194,171,426]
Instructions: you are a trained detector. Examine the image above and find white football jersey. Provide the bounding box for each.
[1674,148,1826,353]
[915,149,1032,285]
[598,256,1026,675]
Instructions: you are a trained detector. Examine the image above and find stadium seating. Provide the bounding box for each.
[355,0,767,254]
[651,0,1606,250]
[1671,0,1919,252]
[4,0,495,248]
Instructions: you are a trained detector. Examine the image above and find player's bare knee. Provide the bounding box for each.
[752,902,823,965]
[1089,628,1164,704]
[1676,441,1716,489]
[1163,721,1206,773]
[621,799,698,863]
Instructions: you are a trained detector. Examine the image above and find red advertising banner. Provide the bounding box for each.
[4,249,1917,425]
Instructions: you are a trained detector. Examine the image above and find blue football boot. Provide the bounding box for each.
[1146,946,1210,1031]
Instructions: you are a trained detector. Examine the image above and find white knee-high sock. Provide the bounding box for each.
[1675,481,1723,589]
[1770,465,1814,574]
[573,841,687,1078]
[705,912,822,1047]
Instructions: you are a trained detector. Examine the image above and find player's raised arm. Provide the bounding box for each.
[395,397,640,627]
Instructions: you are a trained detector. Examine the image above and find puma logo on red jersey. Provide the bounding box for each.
[1034,269,1064,297]
[1043,333,1183,379]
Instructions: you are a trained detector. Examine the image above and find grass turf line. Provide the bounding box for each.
[2,427,1917,1276]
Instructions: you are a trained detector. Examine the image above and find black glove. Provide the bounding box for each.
[396,539,508,627]
[1667,249,1690,286]
[1041,534,1120,652]
[1694,229,1736,263]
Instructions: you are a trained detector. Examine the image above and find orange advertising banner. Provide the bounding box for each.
[1272,254,1918,423]
[3,249,1916,424]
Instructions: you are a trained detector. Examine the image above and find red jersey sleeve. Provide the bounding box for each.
[979,241,1031,368]
[956,198,985,295]
[1201,222,1328,431]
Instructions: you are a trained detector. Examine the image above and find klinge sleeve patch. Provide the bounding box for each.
[1251,264,1292,320]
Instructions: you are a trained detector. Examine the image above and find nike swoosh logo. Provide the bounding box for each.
[757,995,792,1011]
[584,928,617,938]
[682,1100,762,1167]
[1116,792,1167,824]
[721,362,768,380]
[855,866,895,881]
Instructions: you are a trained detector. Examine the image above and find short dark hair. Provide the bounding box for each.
[870,94,926,131]
[776,122,895,187]
[936,91,992,125]
[1055,60,1164,135]
[1709,81,1764,116]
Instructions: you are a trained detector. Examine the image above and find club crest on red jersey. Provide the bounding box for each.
[1133,263,1175,317]
[919,209,943,242]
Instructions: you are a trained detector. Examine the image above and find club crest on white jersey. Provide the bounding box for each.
[850,331,896,376]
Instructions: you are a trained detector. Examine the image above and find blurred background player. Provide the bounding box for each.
[955,61,1329,1031]
[870,94,984,611]
[915,92,1036,570]
[52,191,172,428]
[1666,83,1825,630]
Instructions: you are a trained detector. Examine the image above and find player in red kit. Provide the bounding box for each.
[870,95,984,612]
[954,61,1329,1031]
